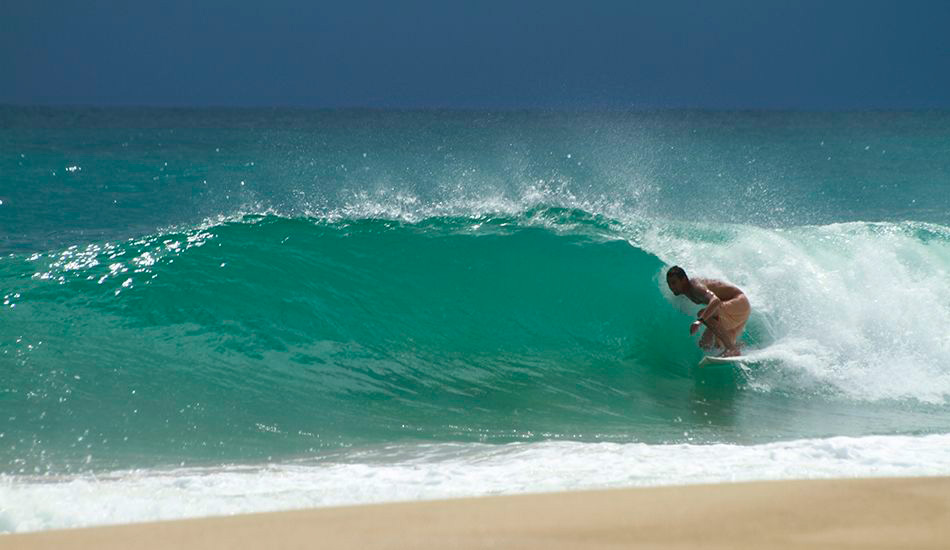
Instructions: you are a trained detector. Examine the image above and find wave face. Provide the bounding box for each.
[3,210,950,473]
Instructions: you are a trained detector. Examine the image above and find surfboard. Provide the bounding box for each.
[698,355,745,366]
[697,355,754,372]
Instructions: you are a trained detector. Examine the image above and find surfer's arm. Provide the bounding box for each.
[696,288,721,322]
[690,309,717,334]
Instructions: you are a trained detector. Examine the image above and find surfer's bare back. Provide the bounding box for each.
[666,266,750,357]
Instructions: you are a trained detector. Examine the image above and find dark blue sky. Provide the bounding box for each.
[3,1,949,109]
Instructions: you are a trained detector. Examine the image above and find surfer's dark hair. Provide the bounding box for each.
[666,266,688,280]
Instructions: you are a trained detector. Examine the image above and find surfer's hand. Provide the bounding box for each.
[689,320,702,335]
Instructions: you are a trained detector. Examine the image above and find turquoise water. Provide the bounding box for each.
[1,108,949,530]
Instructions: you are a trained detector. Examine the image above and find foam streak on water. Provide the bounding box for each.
[2,433,950,533]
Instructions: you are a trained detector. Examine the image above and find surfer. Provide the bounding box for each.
[665,266,750,357]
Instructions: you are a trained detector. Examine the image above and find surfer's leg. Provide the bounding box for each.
[699,326,717,349]
[726,318,748,350]
[701,316,734,354]
[716,296,750,357]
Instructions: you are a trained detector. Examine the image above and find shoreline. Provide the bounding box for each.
[5,476,949,549]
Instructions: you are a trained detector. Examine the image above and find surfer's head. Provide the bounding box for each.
[666,265,689,295]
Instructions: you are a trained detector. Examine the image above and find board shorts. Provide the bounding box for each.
[717,293,750,333]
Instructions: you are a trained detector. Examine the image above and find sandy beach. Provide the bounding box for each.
[5,476,949,549]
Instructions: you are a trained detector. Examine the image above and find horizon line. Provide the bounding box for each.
[3,102,950,113]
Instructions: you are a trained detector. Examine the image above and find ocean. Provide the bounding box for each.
[1,107,949,532]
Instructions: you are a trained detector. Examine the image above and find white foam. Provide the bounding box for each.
[645,221,950,403]
[2,434,949,533]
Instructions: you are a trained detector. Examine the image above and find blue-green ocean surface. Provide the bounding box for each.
[1,108,949,531]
